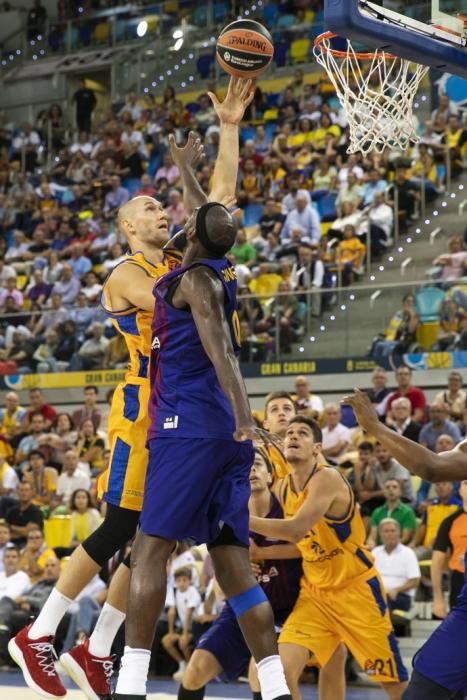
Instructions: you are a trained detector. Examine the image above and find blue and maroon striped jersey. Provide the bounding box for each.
[147,258,242,441]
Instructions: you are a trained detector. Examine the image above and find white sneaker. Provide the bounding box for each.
[172,662,186,682]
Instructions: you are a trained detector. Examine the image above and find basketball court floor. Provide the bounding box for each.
[0,672,391,698]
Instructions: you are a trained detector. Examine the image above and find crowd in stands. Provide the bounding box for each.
[0,368,466,672]
[0,58,466,365]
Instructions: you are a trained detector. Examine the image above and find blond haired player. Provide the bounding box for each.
[9,77,255,700]
[250,415,408,700]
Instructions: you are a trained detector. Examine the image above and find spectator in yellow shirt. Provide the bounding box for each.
[336,224,366,285]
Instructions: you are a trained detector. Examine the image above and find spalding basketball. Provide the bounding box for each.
[216,20,274,79]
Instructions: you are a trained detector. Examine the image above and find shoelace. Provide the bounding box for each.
[29,641,58,677]
[95,657,114,681]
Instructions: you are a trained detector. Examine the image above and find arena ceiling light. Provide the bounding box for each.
[137,20,148,37]
[173,38,184,51]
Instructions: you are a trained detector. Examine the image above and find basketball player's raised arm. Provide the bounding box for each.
[208,77,255,202]
[343,390,467,482]
[179,266,255,438]
[250,469,337,543]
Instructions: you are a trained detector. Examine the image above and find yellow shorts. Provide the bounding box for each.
[279,569,408,684]
[98,379,150,512]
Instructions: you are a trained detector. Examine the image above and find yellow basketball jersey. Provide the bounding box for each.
[99,246,182,511]
[101,249,182,381]
[278,467,375,589]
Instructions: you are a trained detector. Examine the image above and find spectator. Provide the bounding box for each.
[321,404,352,464]
[390,397,422,442]
[22,388,57,431]
[66,489,102,550]
[336,224,366,285]
[231,229,257,268]
[39,413,78,471]
[281,194,320,244]
[75,420,105,475]
[81,272,102,304]
[386,366,427,425]
[155,153,180,187]
[18,528,55,584]
[258,199,285,239]
[165,189,186,234]
[431,479,467,618]
[335,172,363,214]
[431,93,457,132]
[23,450,58,508]
[68,244,92,279]
[292,375,323,419]
[418,402,462,451]
[416,434,458,510]
[25,269,52,306]
[372,443,414,504]
[56,451,91,506]
[391,168,419,221]
[434,371,466,425]
[412,481,461,560]
[11,123,41,173]
[372,518,420,612]
[294,244,325,318]
[366,367,391,418]
[53,264,81,306]
[27,0,47,40]
[72,385,102,432]
[103,175,130,219]
[361,168,388,207]
[101,243,125,274]
[119,90,142,121]
[4,482,43,549]
[369,294,420,366]
[71,322,109,370]
[367,479,417,548]
[0,277,24,309]
[362,191,394,254]
[162,566,201,681]
[0,391,25,443]
[328,201,363,239]
[0,523,12,573]
[433,236,467,282]
[0,547,30,608]
[15,413,50,468]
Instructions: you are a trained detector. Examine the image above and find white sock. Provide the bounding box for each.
[115,645,151,695]
[88,603,126,658]
[256,655,290,700]
[29,588,73,639]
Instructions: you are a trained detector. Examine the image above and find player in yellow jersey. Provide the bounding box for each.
[262,391,297,484]
[250,415,408,700]
[9,77,255,700]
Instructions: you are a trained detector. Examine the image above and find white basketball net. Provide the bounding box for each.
[313,35,429,154]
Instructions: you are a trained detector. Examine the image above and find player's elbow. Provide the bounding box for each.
[289,522,308,543]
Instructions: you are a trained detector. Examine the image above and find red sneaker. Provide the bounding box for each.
[60,638,113,700]
[8,624,66,698]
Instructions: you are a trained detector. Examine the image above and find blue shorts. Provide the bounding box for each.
[140,438,254,545]
[412,591,467,694]
[197,603,250,681]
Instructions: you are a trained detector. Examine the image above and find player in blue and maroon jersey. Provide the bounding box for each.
[176,448,302,700]
[113,201,293,700]
[345,390,467,700]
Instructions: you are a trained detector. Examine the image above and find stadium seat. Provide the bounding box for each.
[242,203,264,227]
[185,102,201,114]
[94,22,110,44]
[115,19,128,42]
[273,41,289,67]
[44,515,72,549]
[317,192,338,222]
[79,24,93,46]
[241,126,256,142]
[415,287,445,322]
[193,5,208,26]
[263,108,279,121]
[213,2,227,23]
[197,53,214,79]
[290,37,310,63]
[262,3,279,25]
[266,92,280,107]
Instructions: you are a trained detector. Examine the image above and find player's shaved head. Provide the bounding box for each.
[116,195,169,251]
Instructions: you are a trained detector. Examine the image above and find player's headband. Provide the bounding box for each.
[195,202,231,257]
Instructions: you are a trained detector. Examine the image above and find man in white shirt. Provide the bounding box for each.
[56,451,91,506]
[281,175,311,215]
[293,375,323,419]
[372,518,420,611]
[321,404,352,464]
[281,196,321,244]
[0,547,30,600]
[0,454,19,497]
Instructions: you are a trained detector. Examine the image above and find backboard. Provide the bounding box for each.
[324,0,467,78]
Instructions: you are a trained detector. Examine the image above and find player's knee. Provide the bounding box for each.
[183,655,214,689]
[322,643,347,675]
[82,504,139,566]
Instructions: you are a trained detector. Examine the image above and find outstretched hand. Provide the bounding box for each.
[341,389,379,432]
[208,76,256,125]
[234,425,283,452]
[168,131,204,170]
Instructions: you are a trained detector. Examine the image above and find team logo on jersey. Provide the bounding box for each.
[163,416,179,429]
[152,336,161,350]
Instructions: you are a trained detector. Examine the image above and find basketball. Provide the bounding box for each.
[216,20,274,78]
